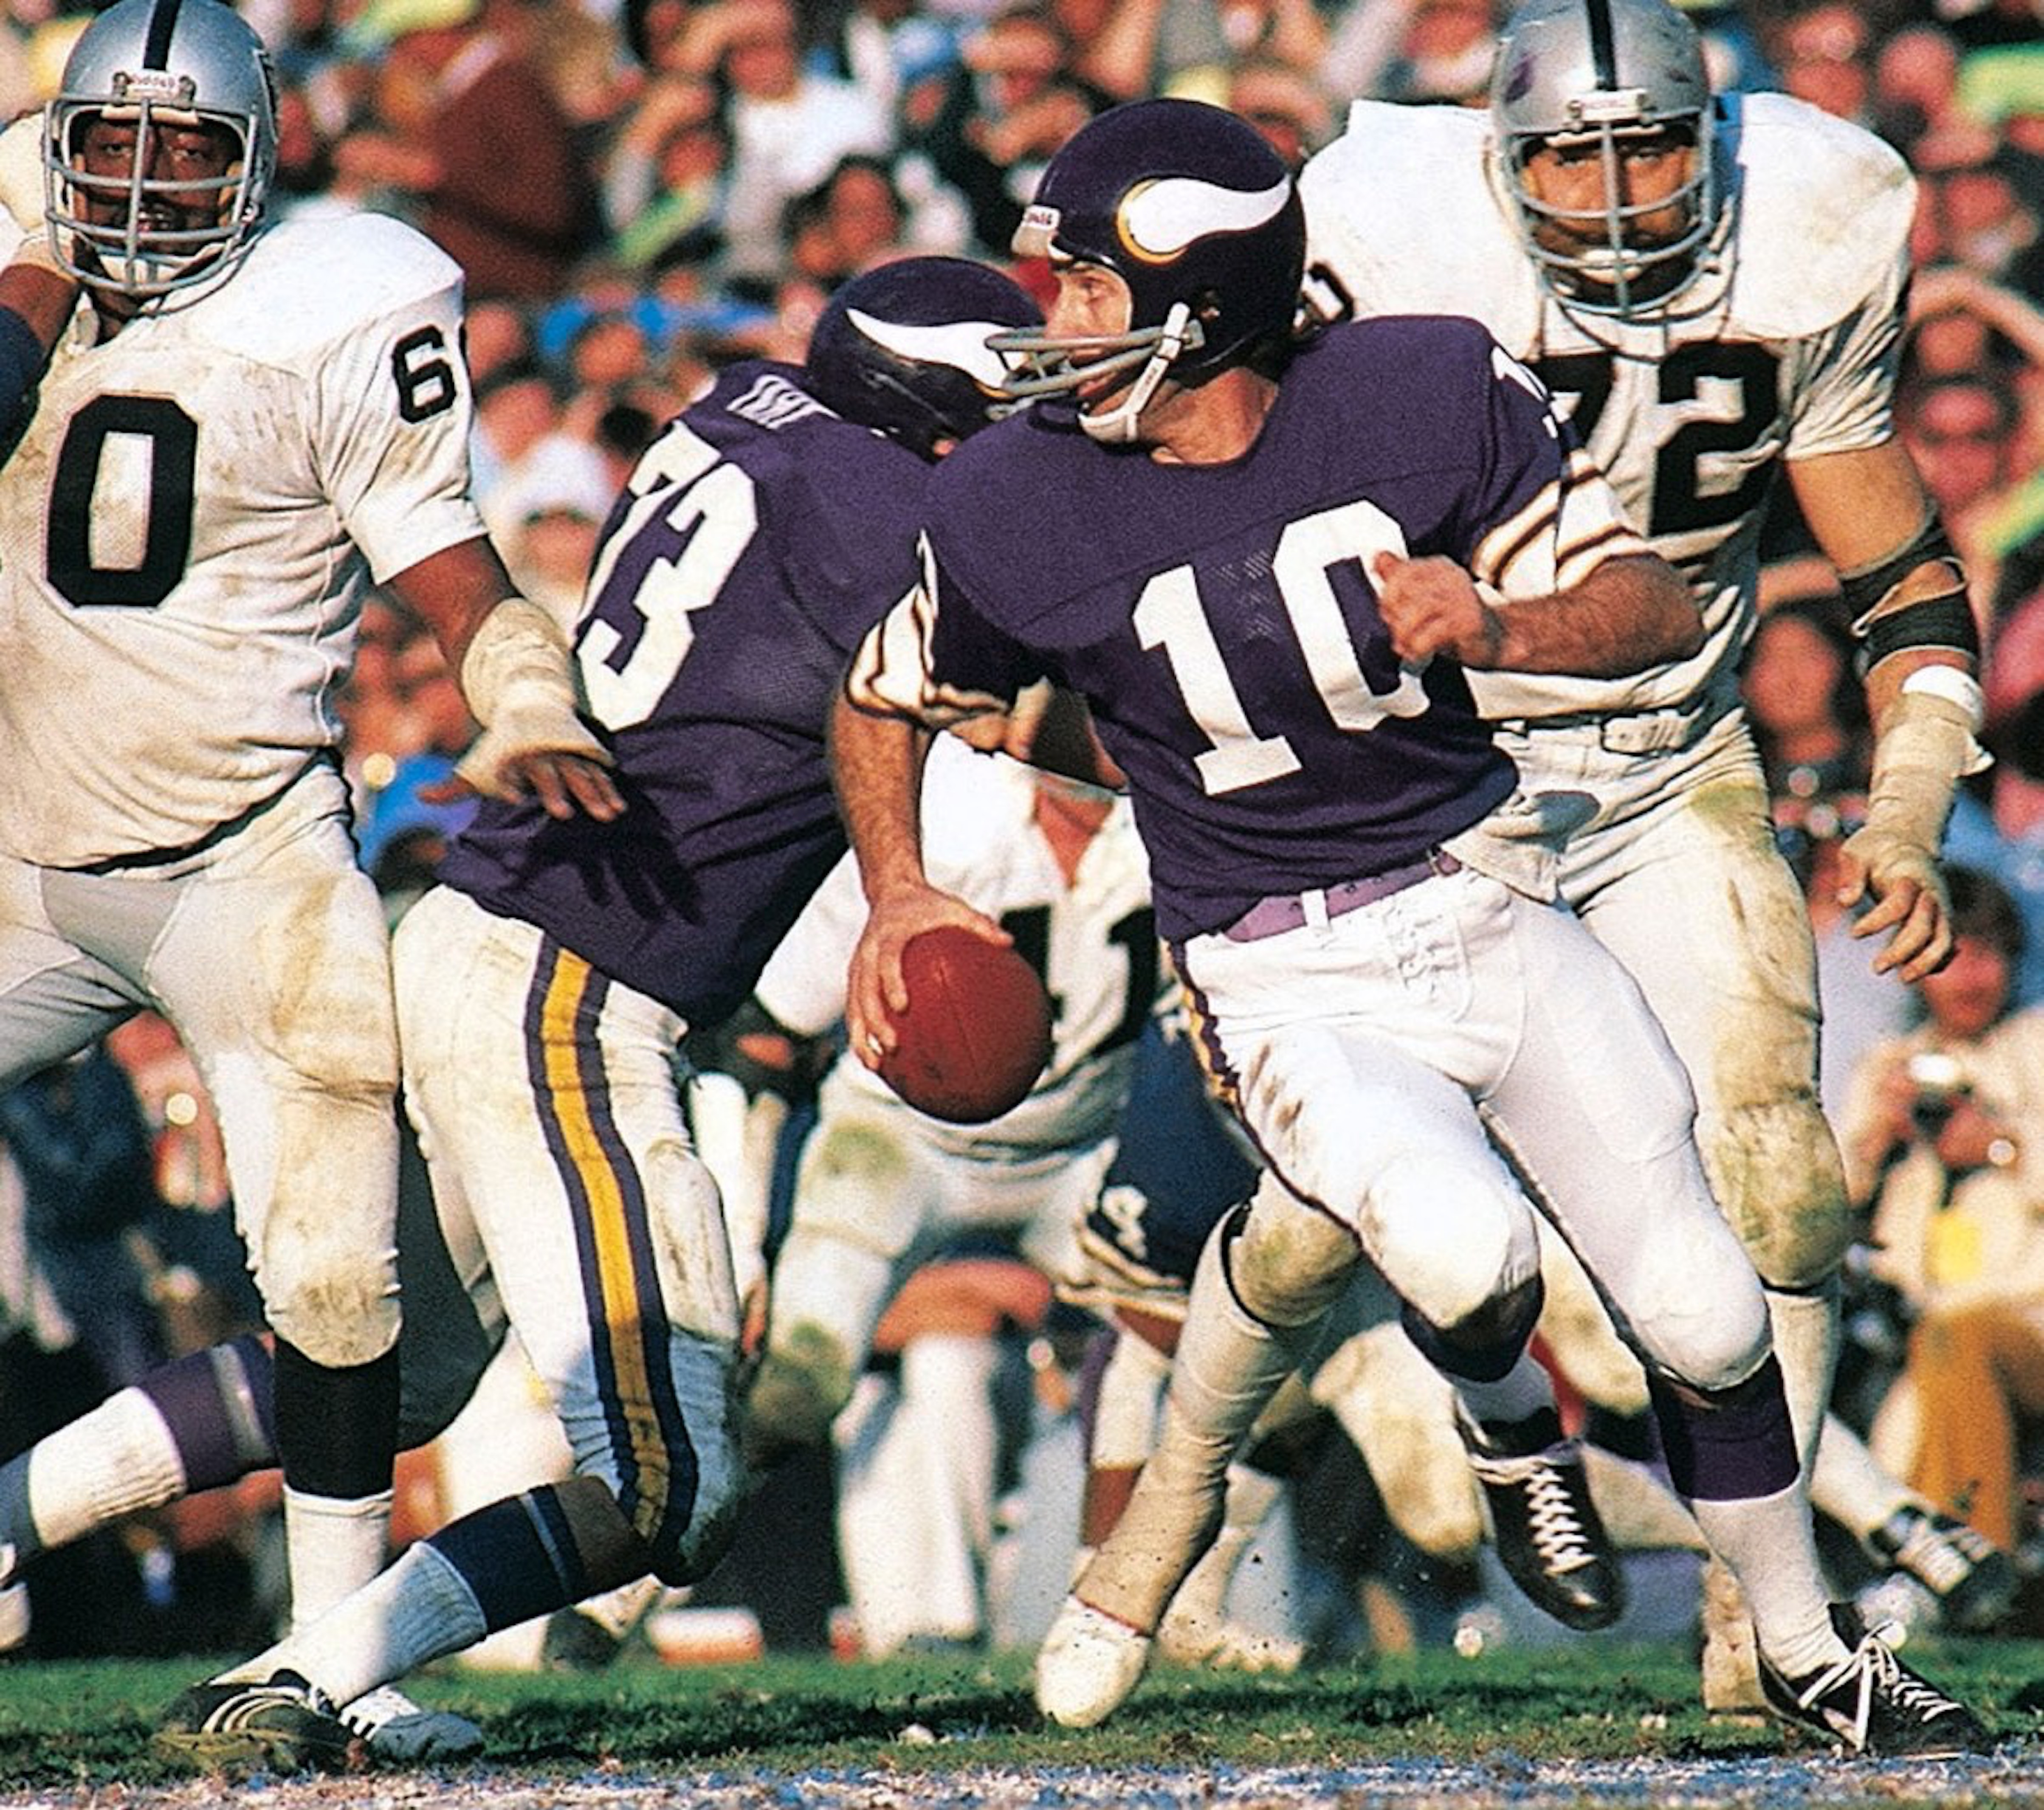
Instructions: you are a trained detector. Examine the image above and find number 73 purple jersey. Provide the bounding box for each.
[847,315,1653,941]
[444,360,936,1025]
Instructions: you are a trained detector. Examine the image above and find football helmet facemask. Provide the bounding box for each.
[1490,0,1717,318]
[995,98,1305,443]
[45,0,278,301]
[804,255,1043,462]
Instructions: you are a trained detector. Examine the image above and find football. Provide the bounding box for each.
[877,926,1053,1123]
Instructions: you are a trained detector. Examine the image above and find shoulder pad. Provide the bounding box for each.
[189,212,465,363]
[1723,93,1915,338]
[1302,101,1544,349]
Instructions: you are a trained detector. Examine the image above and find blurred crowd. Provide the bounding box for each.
[1,0,2043,1669]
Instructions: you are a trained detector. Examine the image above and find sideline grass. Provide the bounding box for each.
[0,1638,2041,1789]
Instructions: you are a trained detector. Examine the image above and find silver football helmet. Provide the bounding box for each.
[45,0,278,300]
[1489,0,1717,318]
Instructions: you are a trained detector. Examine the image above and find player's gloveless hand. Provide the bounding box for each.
[845,884,1009,1071]
[1371,551,1506,667]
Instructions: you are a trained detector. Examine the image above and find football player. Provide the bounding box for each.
[1298,0,2013,1695]
[736,733,1162,1651]
[0,0,617,1761]
[113,253,1043,1771]
[828,96,1983,1757]
[742,738,1157,1461]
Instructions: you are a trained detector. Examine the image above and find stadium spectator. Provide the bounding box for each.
[1846,868,2044,1558]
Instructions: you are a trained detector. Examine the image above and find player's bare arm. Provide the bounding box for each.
[1790,440,1985,981]
[1372,549,1700,673]
[389,536,624,823]
[829,690,1008,1067]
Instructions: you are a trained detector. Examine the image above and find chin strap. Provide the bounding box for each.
[1080,302,1195,446]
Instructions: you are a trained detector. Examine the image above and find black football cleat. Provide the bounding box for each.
[153,1668,364,1774]
[1458,1406,1626,1631]
[1759,1611,1988,1758]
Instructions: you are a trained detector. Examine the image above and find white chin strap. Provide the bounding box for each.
[1080,302,1194,445]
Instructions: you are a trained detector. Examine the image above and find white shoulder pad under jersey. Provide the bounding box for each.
[192,210,467,363]
[0,209,487,867]
[1720,92,1914,341]
[1302,101,1542,347]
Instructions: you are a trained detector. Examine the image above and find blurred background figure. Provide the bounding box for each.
[1844,868,2044,1583]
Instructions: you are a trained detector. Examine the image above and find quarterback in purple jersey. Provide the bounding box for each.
[832,99,1983,1756]
[0,256,1043,1773]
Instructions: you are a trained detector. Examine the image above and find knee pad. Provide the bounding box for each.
[1698,1098,1852,1292]
[257,1226,402,1370]
[1229,1177,1361,1327]
[1402,1272,1545,1384]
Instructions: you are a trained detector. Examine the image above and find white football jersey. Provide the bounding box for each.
[0,211,488,866]
[1301,91,1914,723]
[755,738,1160,1158]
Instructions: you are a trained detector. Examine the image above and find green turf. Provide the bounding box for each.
[0,1639,2041,1787]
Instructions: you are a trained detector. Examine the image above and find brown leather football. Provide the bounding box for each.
[877,926,1053,1123]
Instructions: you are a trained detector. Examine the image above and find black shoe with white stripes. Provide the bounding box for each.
[1867,1507,2021,1634]
[1458,1406,1625,1632]
[1759,1610,1988,1757]
[153,1668,364,1774]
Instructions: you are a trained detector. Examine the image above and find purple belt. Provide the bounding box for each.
[1222,851,1463,943]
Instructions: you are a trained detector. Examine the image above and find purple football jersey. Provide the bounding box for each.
[441,361,930,1023]
[916,317,1582,940]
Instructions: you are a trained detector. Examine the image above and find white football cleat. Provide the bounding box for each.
[1034,1596,1153,1728]
[338,1686,484,1762]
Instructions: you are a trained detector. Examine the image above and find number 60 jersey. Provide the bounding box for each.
[1301,90,1916,726]
[0,211,486,870]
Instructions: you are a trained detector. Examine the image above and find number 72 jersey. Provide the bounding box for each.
[0,211,486,869]
[1300,90,1917,724]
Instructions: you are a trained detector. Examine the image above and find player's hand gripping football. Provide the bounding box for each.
[845,882,1008,1072]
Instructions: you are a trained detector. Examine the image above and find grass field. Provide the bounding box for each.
[4,1636,2044,1805]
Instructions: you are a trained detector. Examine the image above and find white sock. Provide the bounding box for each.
[25,1389,186,1550]
[1810,1412,1910,1546]
[1690,1481,1845,1680]
[242,1541,487,1707]
[284,1486,392,1630]
[1764,1284,1839,1480]
[1168,1463,1283,1628]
